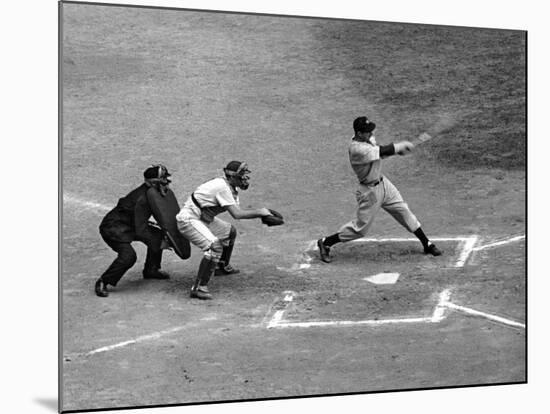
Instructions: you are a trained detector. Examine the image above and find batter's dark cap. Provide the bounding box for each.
[353,116,376,133]
[224,161,250,175]
[143,164,171,179]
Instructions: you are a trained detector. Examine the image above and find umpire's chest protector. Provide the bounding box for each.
[146,187,191,260]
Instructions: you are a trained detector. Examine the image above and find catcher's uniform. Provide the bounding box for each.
[338,138,421,242]
[176,177,237,261]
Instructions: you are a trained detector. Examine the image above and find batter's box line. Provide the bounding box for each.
[267,290,525,330]
[284,236,479,271]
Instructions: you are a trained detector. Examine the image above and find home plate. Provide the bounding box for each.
[363,272,400,285]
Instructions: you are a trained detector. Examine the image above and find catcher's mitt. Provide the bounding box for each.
[261,209,284,226]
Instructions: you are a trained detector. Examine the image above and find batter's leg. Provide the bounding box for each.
[318,185,382,262]
[337,185,381,241]
[381,178,442,256]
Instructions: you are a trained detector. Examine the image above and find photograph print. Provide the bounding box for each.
[60,1,526,412]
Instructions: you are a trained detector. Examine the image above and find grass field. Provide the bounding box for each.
[61,3,526,412]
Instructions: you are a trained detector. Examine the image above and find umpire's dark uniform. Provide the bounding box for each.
[95,166,171,297]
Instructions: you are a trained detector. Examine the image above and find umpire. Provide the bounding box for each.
[94,165,172,297]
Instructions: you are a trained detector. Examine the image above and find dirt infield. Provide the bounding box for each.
[60,4,526,412]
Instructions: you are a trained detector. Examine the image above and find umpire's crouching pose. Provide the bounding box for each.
[94,165,172,297]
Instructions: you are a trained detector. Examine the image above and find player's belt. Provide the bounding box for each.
[361,176,383,187]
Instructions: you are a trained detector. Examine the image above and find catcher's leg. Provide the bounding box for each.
[215,225,239,275]
[177,216,222,299]
[190,257,216,300]
[190,239,223,300]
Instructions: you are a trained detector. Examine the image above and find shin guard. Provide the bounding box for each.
[219,225,237,269]
[193,257,216,290]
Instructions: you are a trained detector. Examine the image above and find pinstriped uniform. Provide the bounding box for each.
[338,138,421,242]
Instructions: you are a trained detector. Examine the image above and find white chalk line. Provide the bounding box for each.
[443,302,525,329]
[266,291,296,328]
[293,236,478,270]
[267,289,524,330]
[63,193,111,213]
[473,235,525,252]
[87,326,187,355]
[268,290,451,329]
[85,288,524,355]
[353,236,478,268]
[431,290,452,322]
[455,236,478,267]
[350,237,471,242]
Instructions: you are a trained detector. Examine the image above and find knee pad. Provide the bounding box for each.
[204,238,224,262]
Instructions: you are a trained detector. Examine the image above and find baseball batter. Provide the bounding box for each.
[317,116,442,263]
[176,161,273,300]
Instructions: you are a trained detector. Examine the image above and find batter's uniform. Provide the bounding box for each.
[338,139,421,241]
[318,116,442,263]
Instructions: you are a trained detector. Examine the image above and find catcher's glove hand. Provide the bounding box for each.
[261,209,284,226]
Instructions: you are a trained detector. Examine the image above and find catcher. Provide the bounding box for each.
[176,160,283,300]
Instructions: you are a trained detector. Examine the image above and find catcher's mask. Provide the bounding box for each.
[224,161,250,190]
[144,164,172,195]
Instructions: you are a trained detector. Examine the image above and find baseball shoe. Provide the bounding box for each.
[424,243,443,256]
[215,264,240,276]
[190,287,213,300]
[143,269,170,279]
[94,278,109,297]
[317,238,332,263]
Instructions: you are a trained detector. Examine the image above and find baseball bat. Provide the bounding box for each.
[411,112,457,146]
[411,132,433,145]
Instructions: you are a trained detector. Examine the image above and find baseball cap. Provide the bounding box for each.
[353,116,376,133]
[143,164,171,179]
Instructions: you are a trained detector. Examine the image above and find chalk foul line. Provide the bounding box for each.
[267,289,524,330]
[442,302,525,329]
[86,326,187,356]
[63,193,111,213]
[80,287,524,357]
[473,235,525,252]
